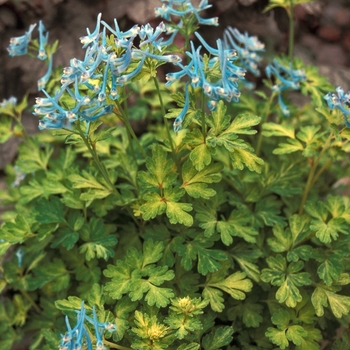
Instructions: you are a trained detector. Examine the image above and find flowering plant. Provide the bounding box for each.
[1,0,350,349]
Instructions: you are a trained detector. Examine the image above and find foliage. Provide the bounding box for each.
[1,0,350,349]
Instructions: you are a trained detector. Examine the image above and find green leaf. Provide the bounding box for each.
[202,286,225,312]
[87,283,105,308]
[227,299,263,328]
[305,200,349,243]
[55,296,86,316]
[261,255,311,307]
[223,113,260,135]
[79,217,117,261]
[262,122,295,139]
[202,326,234,350]
[130,267,175,307]
[184,129,213,171]
[311,284,350,318]
[230,147,264,173]
[268,214,313,262]
[206,100,230,135]
[174,232,227,275]
[295,326,322,350]
[181,160,222,199]
[204,270,252,310]
[273,138,304,154]
[0,214,34,244]
[104,240,175,307]
[31,258,70,292]
[140,192,167,220]
[164,313,202,339]
[138,145,176,190]
[17,137,53,172]
[35,196,66,224]
[50,227,79,250]
[216,209,258,245]
[141,188,193,226]
[317,253,344,286]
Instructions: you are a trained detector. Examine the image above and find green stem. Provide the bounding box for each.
[201,90,207,143]
[77,122,124,201]
[153,77,180,171]
[20,289,41,313]
[114,102,147,159]
[103,339,132,350]
[299,131,334,215]
[256,93,275,156]
[288,1,295,60]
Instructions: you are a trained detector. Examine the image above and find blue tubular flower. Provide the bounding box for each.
[38,54,53,91]
[101,19,140,40]
[98,59,110,103]
[15,248,25,267]
[80,13,102,48]
[195,32,236,58]
[112,40,133,74]
[132,49,182,64]
[139,21,166,48]
[265,59,306,116]
[0,96,17,108]
[59,302,116,350]
[80,104,113,122]
[223,27,264,77]
[324,86,350,127]
[37,20,48,60]
[173,83,190,132]
[7,23,36,56]
[156,0,218,26]
[117,54,146,84]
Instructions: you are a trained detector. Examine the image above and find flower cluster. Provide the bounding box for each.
[7,20,52,91]
[59,302,116,350]
[223,26,264,78]
[324,86,350,127]
[165,33,244,130]
[0,96,17,109]
[265,59,306,116]
[35,13,181,130]
[155,0,218,26]
[7,23,37,57]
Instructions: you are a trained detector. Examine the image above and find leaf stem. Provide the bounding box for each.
[153,77,180,172]
[201,90,207,143]
[298,131,334,215]
[288,0,294,60]
[77,122,124,202]
[103,339,132,350]
[256,93,275,156]
[114,102,147,159]
[20,289,41,313]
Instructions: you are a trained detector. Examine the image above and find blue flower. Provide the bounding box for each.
[265,59,306,116]
[155,0,218,26]
[59,302,116,350]
[7,23,36,56]
[38,54,53,91]
[166,36,244,107]
[173,82,190,132]
[35,14,187,130]
[80,13,102,48]
[38,20,49,60]
[324,86,350,127]
[15,248,25,267]
[223,27,264,77]
[0,96,17,108]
